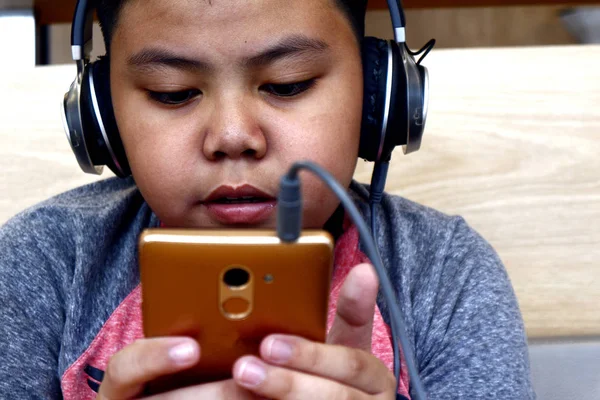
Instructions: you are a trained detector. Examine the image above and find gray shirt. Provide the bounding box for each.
[0,178,534,399]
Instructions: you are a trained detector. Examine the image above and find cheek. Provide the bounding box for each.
[272,87,362,227]
[111,82,201,215]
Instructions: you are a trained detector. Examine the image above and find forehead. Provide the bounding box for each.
[114,0,350,53]
[119,0,333,23]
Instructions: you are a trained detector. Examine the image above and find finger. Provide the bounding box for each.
[327,263,379,351]
[233,355,375,400]
[259,335,395,394]
[143,379,257,400]
[97,337,199,399]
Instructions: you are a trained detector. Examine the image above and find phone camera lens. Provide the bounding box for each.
[224,267,250,289]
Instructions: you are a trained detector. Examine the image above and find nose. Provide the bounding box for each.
[202,94,267,161]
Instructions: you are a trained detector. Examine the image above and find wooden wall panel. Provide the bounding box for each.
[371,0,599,9]
[48,4,582,64]
[366,5,578,47]
[34,0,600,25]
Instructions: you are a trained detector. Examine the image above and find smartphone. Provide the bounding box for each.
[138,228,334,393]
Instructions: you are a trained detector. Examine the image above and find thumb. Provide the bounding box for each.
[327,263,379,352]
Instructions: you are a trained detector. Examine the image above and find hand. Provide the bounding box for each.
[95,337,256,399]
[231,263,397,399]
[96,263,395,399]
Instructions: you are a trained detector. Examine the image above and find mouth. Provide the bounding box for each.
[211,196,272,205]
[202,185,277,225]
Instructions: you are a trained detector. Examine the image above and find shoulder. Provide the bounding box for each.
[350,184,533,397]
[351,181,518,338]
[363,180,507,294]
[32,176,142,217]
[0,177,151,280]
[0,179,147,398]
[380,185,504,281]
[0,177,154,331]
[2,177,143,237]
[350,181,488,265]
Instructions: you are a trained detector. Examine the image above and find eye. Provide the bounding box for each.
[260,79,316,98]
[148,89,201,105]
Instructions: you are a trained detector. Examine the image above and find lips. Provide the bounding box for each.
[202,184,277,225]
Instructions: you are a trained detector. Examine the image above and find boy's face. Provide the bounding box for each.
[110,0,363,228]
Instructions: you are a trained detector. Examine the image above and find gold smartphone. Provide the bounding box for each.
[139,229,334,393]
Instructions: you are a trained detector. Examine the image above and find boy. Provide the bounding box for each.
[0,0,534,399]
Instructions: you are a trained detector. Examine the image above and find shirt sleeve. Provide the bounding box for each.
[415,218,535,399]
[0,208,72,399]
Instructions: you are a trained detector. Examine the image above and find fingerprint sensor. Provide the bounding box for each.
[222,297,251,320]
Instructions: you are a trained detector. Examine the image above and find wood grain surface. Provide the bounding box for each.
[355,45,600,338]
[367,6,578,48]
[1,45,599,339]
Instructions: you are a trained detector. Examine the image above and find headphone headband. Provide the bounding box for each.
[385,0,406,42]
[71,0,94,61]
[70,0,408,60]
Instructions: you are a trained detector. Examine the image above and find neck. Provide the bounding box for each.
[323,205,345,241]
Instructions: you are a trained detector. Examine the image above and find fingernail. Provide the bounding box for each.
[169,342,197,365]
[267,338,293,363]
[238,360,266,387]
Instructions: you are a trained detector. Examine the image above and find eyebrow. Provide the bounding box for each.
[128,48,211,73]
[127,35,330,73]
[242,35,330,68]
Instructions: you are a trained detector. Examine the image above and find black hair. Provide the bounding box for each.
[96,0,368,53]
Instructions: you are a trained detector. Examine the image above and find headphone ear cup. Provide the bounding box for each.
[63,66,103,175]
[400,49,427,154]
[359,37,390,162]
[360,38,427,162]
[89,58,131,177]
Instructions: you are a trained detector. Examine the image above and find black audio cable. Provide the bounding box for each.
[368,161,402,387]
[277,161,427,400]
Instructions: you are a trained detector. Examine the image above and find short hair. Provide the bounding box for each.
[96,0,368,53]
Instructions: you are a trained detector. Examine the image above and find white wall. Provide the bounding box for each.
[0,9,35,70]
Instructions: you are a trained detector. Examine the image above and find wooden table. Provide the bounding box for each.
[1,45,599,340]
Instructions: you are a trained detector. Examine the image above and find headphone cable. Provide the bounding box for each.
[404,39,437,65]
[277,161,427,400]
[368,161,402,388]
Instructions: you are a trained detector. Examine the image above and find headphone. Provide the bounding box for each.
[62,0,433,178]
